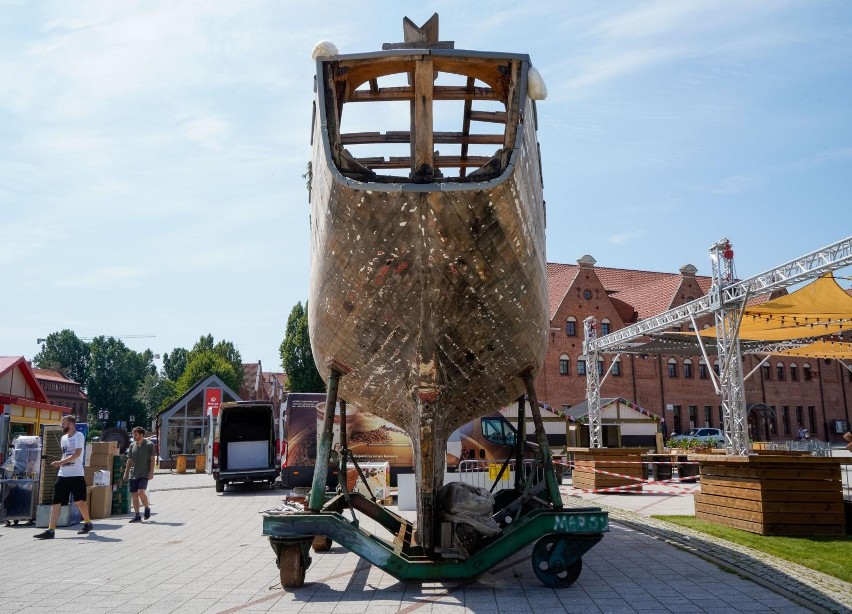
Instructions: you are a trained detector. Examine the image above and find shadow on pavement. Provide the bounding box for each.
[80,534,122,543]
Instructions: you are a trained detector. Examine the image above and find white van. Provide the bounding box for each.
[212,401,279,493]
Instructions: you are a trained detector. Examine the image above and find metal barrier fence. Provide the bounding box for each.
[455,459,545,492]
[757,440,834,456]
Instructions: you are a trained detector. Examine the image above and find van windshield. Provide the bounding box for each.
[481,417,517,446]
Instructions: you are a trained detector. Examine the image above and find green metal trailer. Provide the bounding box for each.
[263,490,607,588]
[262,376,608,588]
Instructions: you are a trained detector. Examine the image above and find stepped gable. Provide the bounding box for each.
[546,262,714,321]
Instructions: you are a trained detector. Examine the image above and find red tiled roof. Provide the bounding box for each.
[546,264,713,321]
[546,263,579,320]
[32,367,78,384]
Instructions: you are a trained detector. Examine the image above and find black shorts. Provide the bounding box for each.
[53,476,87,505]
[129,477,149,493]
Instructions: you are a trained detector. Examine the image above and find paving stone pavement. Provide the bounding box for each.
[0,472,841,613]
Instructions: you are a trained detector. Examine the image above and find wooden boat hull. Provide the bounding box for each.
[308,47,548,549]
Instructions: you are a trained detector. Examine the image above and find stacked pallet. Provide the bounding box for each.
[568,447,646,493]
[694,453,848,536]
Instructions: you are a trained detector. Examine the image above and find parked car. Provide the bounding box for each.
[669,428,724,447]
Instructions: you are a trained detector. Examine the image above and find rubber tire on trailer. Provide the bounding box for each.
[278,544,306,588]
[311,536,332,552]
[215,480,225,493]
[531,536,583,588]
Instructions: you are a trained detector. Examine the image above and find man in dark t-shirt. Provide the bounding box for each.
[123,426,155,522]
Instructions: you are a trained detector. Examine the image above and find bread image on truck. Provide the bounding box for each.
[280,393,568,488]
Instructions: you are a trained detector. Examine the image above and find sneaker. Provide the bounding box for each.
[143,507,151,520]
[33,529,55,539]
[77,522,93,535]
[129,515,142,523]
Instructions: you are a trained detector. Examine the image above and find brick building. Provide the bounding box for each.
[535,257,852,444]
[32,367,89,424]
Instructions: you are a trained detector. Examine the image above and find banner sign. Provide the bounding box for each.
[205,388,222,417]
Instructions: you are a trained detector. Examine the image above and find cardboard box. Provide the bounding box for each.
[346,462,390,500]
[35,504,72,528]
[88,485,112,519]
[90,441,118,454]
[89,452,115,469]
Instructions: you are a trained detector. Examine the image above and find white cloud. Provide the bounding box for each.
[709,174,765,195]
[183,116,229,151]
[607,229,644,246]
[56,266,148,288]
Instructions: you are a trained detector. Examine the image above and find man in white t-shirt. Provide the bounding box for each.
[34,415,94,539]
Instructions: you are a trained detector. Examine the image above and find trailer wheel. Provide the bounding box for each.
[278,544,306,588]
[215,480,225,493]
[311,535,332,551]
[532,536,583,588]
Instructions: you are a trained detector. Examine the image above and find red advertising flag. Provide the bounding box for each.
[205,388,222,417]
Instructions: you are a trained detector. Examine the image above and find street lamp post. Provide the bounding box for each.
[98,410,109,433]
[129,414,135,429]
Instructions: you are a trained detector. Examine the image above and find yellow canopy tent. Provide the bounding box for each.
[698,273,852,341]
[775,339,852,360]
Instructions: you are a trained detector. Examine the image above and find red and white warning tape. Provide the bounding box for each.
[559,460,700,495]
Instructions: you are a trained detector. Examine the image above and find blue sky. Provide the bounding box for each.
[2,1,851,372]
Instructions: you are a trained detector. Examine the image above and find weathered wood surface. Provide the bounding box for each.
[695,456,847,536]
[309,48,545,550]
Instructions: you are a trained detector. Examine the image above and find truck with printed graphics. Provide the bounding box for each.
[279,393,569,488]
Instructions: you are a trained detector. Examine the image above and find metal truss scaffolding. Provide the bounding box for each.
[583,235,852,454]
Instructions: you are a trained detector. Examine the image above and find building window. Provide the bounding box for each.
[600,319,611,336]
[808,406,816,434]
[688,406,697,430]
[803,363,812,381]
[796,406,804,429]
[713,360,720,376]
[577,359,586,376]
[781,406,790,435]
[683,359,693,379]
[776,362,785,381]
[762,363,771,381]
[698,360,708,379]
[559,354,570,375]
[790,363,798,381]
[672,405,682,434]
[667,358,678,378]
[566,317,577,337]
[597,359,605,376]
[718,405,724,426]
[704,405,712,427]
[611,358,621,376]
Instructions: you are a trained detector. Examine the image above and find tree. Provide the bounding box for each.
[162,347,188,381]
[135,372,177,423]
[187,335,244,385]
[280,302,325,393]
[33,329,89,385]
[86,336,150,427]
[176,350,241,395]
